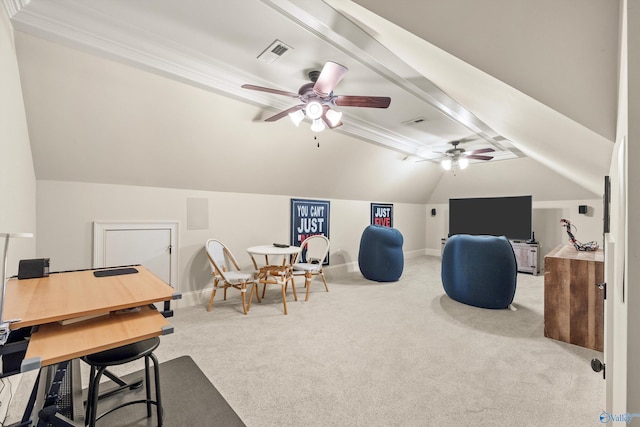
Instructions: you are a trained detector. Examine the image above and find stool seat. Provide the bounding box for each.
[83,337,160,366]
[82,336,163,426]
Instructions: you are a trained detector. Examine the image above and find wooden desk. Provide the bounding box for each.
[3,265,178,370]
[5,266,176,330]
[544,245,604,351]
[25,305,169,367]
[1,266,179,426]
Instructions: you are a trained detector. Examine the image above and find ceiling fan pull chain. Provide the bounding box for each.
[314,134,320,148]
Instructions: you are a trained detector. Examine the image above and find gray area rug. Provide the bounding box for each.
[93,355,245,426]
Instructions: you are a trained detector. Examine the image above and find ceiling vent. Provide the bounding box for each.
[402,117,427,126]
[257,40,292,63]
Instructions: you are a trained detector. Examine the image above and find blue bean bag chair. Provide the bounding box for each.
[441,234,517,309]
[358,225,404,282]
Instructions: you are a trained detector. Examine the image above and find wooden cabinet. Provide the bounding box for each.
[543,245,604,351]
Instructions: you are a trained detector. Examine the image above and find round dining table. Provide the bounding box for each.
[246,244,301,314]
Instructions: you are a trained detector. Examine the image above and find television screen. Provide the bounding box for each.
[449,195,532,241]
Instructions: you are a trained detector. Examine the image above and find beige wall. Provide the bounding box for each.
[0,7,36,275]
[36,180,426,305]
[36,179,603,307]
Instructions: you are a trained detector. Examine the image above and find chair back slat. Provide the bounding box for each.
[205,239,239,281]
[205,239,257,315]
[302,235,330,263]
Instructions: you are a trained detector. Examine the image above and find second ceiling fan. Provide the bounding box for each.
[435,139,495,170]
[242,61,391,132]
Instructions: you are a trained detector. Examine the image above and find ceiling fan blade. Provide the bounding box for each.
[313,61,348,97]
[466,155,494,161]
[241,84,299,98]
[264,105,304,122]
[333,95,391,108]
[468,148,495,155]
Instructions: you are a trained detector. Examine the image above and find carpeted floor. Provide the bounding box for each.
[152,255,605,427]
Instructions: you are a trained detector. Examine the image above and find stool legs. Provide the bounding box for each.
[150,352,163,425]
[85,354,162,427]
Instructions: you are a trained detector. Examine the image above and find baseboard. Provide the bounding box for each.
[425,248,442,257]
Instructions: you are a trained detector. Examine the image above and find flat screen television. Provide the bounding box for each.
[449,195,532,241]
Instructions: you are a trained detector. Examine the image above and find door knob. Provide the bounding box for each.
[591,358,605,379]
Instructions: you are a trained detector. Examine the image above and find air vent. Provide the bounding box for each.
[257,39,292,63]
[402,117,427,126]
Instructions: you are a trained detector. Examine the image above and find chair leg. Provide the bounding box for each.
[305,272,312,301]
[241,285,248,315]
[289,276,297,301]
[247,283,260,312]
[321,272,329,292]
[254,282,261,303]
[207,287,217,312]
[280,284,288,315]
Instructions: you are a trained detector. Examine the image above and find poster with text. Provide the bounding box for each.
[371,203,393,227]
[291,198,330,264]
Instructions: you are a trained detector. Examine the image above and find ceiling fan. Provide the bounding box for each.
[436,139,495,170]
[241,61,391,132]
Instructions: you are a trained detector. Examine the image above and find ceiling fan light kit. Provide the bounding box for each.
[305,101,323,120]
[242,61,391,134]
[311,119,326,133]
[288,109,305,126]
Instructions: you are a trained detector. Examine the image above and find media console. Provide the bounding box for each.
[510,241,540,275]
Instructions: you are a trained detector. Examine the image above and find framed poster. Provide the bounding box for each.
[291,198,330,263]
[371,203,393,227]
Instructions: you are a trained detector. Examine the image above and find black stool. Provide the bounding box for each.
[82,337,163,427]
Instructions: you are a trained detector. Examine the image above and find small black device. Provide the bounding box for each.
[578,205,588,214]
[18,258,50,279]
[273,243,290,248]
[431,208,436,216]
[93,267,139,277]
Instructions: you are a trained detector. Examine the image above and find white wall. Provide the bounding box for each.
[622,0,640,419]
[0,7,36,275]
[0,6,36,418]
[604,1,640,417]
[36,180,426,306]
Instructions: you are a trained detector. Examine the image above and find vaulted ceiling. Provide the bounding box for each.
[4,0,617,203]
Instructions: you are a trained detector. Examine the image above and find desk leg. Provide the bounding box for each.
[16,361,84,427]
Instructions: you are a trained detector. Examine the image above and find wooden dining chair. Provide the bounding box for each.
[291,235,330,301]
[205,239,260,314]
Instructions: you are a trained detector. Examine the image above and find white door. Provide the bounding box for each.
[104,228,171,283]
[93,221,178,288]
